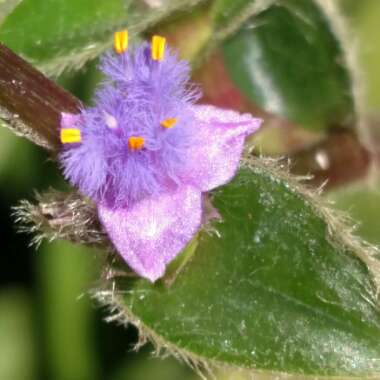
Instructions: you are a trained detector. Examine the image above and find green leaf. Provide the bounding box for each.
[212,0,253,29]
[0,0,203,76]
[222,0,355,131]
[329,182,380,247]
[0,0,22,24]
[103,161,380,378]
[212,0,273,35]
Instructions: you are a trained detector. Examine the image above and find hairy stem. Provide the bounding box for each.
[0,43,81,151]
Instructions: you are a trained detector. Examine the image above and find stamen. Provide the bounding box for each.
[114,30,128,54]
[128,136,145,151]
[160,117,177,129]
[151,35,166,61]
[60,129,81,144]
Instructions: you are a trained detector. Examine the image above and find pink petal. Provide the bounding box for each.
[98,186,202,282]
[61,112,81,129]
[183,105,262,192]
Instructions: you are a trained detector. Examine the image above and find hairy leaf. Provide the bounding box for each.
[0,0,204,76]
[329,182,380,246]
[100,160,380,378]
[212,0,275,38]
[212,0,254,26]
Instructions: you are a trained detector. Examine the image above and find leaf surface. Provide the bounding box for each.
[108,163,380,377]
[0,0,203,75]
[221,0,355,130]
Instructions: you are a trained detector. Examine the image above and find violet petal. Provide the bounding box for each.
[182,105,262,192]
[61,112,81,129]
[98,185,202,282]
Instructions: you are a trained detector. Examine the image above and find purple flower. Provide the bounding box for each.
[59,32,262,282]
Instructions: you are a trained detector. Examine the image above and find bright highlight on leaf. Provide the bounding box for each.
[151,35,166,61]
[60,128,81,144]
[114,30,128,54]
[160,117,177,129]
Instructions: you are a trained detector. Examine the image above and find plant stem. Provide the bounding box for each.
[0,43,81,152]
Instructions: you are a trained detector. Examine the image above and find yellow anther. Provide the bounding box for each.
[114,30,128,54]
[151,35,166,61]
[160,117,177,129]
[60,129,81,144]
[128,136,145,151]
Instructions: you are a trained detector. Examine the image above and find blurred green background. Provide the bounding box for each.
[1,0,380,379]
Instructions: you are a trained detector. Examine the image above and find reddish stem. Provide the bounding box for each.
[0,43,81,152]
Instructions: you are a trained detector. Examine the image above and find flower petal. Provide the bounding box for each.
[183,105,262,191]
[61,112,81,129]
[98,185,202,282]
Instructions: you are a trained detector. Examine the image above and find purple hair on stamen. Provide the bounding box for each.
[61,43,200,208]
[59,35,262,282]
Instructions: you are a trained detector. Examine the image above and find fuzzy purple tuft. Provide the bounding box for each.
[60,38,262,282]
[61,43,200,208]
